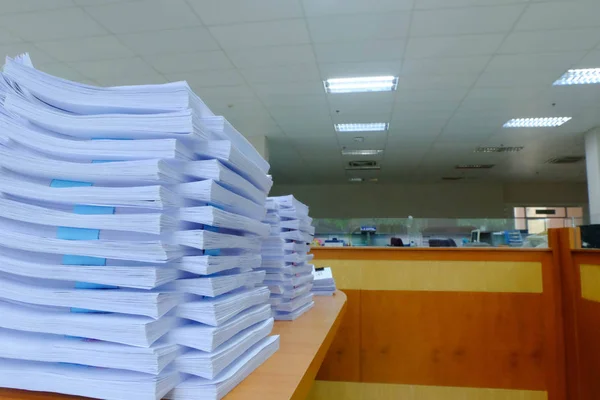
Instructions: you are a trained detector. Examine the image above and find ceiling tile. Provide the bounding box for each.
[84,0,201,34]
[166,69,246,88]
[209,19,310,49]
[475,70,566,87]
[281,123,336,138]
[410,5,525,37]
[144,51,233,74]
[239,63,321,84]
[270,104,332,124]
[2,44,57,65]
[118,27,220,56]
[227,116,283,137]
[401,56,490,75]
[328,92,396,115]
[415,0,527,8]
[262,95,329,110]
[314,39,406,63]
[187,0,303,25]
[267,99,330,117]
[252,81,324,96]
[404,34,505,59]
[515,2,600,31]
[303,0,413,16]
[485,52,586,74]
[0,0,74,14]
[0,27,23,44]
[74,0,130,4]
[499,29,600,54]
[34,35,134,62]
[397,73,478,90]
[319,60,402,79]
[203,95,264,115]
[0,8,107,41]
[226,44,316,69]
[575,50,600,67]
[307,13,410,43]
[395,87,469,102]
[68,57,160,81]
[332,112,392,124]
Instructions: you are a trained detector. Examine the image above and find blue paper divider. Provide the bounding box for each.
[50,176,118,313]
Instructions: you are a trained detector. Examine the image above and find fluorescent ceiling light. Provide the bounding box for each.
[503,117,571,128]
[349,177,363,182]
[342,149,384,156]
[554,68,600,85]
[324,76,398,94]
[335,123,389,132]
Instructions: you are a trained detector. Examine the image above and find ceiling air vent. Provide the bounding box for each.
[474,146,523,153]
[546,156,585,164]
[455,164,495,170]
[346,160,380,170]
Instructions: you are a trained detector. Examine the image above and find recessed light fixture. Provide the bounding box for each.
[324,76,398,94]
[342,149,384,156]
[354,136,365,142]
[349,177,364,182]
[503,117,571,128]
[335,123,389,132]
[554,68,600,85]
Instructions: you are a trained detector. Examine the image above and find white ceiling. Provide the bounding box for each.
[0,0,599,184]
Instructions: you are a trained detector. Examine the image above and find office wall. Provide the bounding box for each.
[270,182,588,218]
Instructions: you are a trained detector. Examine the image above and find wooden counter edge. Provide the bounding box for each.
[291,291,347,400]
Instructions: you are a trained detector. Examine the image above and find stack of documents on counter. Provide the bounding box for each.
[259,195,316,320]
[0,53,277,400]
[312,267,337,296]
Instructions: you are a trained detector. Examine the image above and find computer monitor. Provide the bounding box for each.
[471,229,481,243]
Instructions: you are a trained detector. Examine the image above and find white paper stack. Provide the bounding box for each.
[261,195,316,321]
[0,54,277,400]
[312,267,337,296]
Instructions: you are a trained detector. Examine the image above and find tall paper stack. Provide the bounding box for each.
[0,54,278,400]
[261,195,316,321]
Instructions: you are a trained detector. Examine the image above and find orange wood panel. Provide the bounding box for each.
[360,290,547,391]
[312,247,552,262]
[316,289,361,382]
[576,299,600,400]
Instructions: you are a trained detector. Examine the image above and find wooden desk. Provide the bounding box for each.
[0,292,347,400]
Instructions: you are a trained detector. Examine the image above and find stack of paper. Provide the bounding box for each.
[261,195,316,321]
[312,267,337,296]
[0,54,278,400]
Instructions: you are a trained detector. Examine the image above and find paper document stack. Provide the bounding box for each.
[312,267,337,296]
[0,54,278,400]
[261,195,316,321]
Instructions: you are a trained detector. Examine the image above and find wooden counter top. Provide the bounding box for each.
[0,292,347,400]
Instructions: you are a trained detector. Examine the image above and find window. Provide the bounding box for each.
[513,206,584,234]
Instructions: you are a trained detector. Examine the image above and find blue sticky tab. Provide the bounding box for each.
[50,167,119,299]
[62,255,106,266]
[70,308,109,314]
[73,205,115,215]
[75,282,118,290]
[51,179,93,188]
[57,227,100,240]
